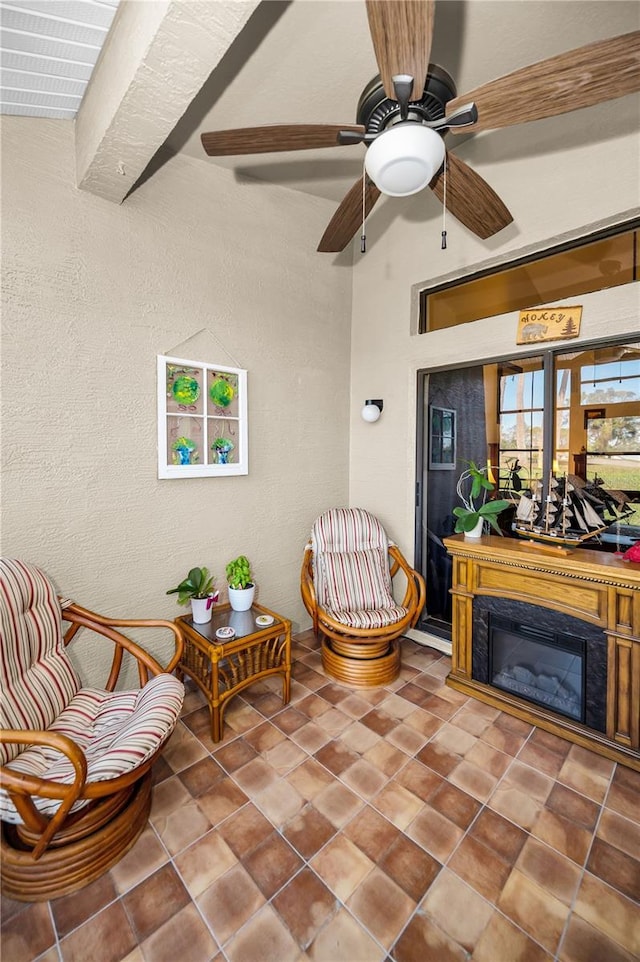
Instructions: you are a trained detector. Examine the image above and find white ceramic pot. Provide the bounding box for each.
[228,583,255,611]
[464,517,484,540]
[191,596,213,624]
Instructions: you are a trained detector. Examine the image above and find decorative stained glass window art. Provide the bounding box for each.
[158,355,247,478]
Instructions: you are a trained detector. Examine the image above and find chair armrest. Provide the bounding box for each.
[300,543,319,633]
[62,604,185,690]
[388,545,426,623]
[1,728,87,858]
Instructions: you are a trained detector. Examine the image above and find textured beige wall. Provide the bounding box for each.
[1,118,351,684]
[349,115,640,561]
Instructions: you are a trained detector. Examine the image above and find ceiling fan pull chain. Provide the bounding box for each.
[361,161,367,254]
[441,156,448,250]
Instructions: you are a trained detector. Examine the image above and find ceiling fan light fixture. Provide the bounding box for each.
[364,124,445,197]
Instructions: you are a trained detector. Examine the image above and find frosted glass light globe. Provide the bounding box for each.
[365,124,446,197]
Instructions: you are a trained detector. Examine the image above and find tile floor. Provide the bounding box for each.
[2,631,639,962]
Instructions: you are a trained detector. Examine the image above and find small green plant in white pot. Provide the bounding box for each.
[166,566,218,624]
[226,555,255,611]
[453,460,510,539]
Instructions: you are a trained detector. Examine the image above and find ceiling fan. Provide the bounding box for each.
[201,1,640,253]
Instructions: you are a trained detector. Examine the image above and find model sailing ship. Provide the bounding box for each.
[512,473,633,548]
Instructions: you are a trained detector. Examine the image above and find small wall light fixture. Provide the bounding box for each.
[361,399,384,423]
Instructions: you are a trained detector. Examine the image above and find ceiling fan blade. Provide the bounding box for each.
[430,153,513,239]
[365,0,435,101]
[318,175,382,253]
[447,31,640,133]
[201,124,365,156]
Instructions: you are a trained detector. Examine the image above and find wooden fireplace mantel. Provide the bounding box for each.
[444,533,640,771]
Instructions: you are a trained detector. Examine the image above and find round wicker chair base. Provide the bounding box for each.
[0,771,152,902]
[321,637,400,687]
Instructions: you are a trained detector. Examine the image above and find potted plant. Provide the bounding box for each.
[225,555,255,611]
[453,460,510,539]
[166,566,218,624]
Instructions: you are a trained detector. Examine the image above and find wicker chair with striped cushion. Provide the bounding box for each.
[0,558,185,902]
[300,509,426,687]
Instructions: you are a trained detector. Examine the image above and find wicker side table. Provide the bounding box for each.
[176,602,291,742]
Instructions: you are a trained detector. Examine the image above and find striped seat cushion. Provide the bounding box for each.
[0,558,80,765]
[324,604,409,630]
[0,673,184,823]
[320,547,395,612]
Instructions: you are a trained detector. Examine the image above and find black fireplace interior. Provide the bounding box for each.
[489,616,585,722]
[472,597,607,733]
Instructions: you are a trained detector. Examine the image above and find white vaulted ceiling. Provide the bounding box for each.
[0,0,119,119]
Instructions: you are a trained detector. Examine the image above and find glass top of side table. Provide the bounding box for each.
[185,603,283,643]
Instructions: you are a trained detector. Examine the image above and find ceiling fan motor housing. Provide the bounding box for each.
[357,64,457,134]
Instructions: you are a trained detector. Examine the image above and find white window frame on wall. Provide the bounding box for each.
[157,354,248,479]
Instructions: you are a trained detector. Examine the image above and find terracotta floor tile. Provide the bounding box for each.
[232,756,281,795]
[255,777,305,827]
[295,692,332,719]
[386,721,429,755]
[586,837,640,902]
[51,870,117,938]
[363,738,408,776]
[380,834,441,901]
[572,872,640,956]
[340,692,376,719]
[481,721,530,756]
[531,807,594,866]
[596,807,640,860]
[271,706,309,735]
[151,797,212,855]
[429,780,482,830]
[216,801,273,858]
[381,692,421,720]
[342,803,401,862]
[396,758,444,802]
[109,825,169,896]
[173,828,238,898]
[272,867,337,949]
[450,705,495,737]
[138,903,218,962]
[339,720,382,753]
[263,738,307,775]
[558,913,639,962]
[606,764,640,823]
[149,774,192,820]
[517,739,569,778]
[498,868,571,955]
[196,863,266,946]
[242,831,303,899]
[469,807,528,865]
[282,802,337,859]
[421,868,493,953]
[160,722,208,773]
[416,740,462,777]
[313,779,364,829]
[359,706,401,736]
[224,903,301,962]
[177,755,224,796]
[420,693,461,721]
[488,783,546,831]
[195,775,249,825]
[391,911,468,962]
[515,836,582,905]
[558,745,615,803]
[372,781,424,830]
[448,759,498,803]
[286,756,334,799]
[431,723,477,756]
[340,757,389,799]
[212,737,259,773]
[472,910,553,962]
[448,834,513,903]
[0,901,56,962]
[59,900,136,962]
[348,867,416,948]
[289,720,332,753]
[404,707,446,738]
[310,835,374,901]
[406,805,464,863]
[306,907,385,962]
[315,708,353,738]
[313,741,360,776]
[122,864,190,942]
[464,739,512,779]
[396,682,432,708]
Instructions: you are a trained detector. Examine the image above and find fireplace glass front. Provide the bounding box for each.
[489,615,585,722]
